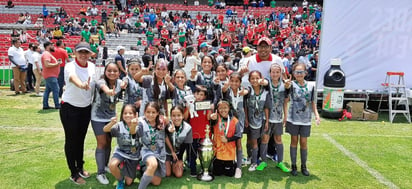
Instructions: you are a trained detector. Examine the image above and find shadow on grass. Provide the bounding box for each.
[54,165,322,189]
[38,109,59,114]
[285,173,321,189]
[55,172,117,189]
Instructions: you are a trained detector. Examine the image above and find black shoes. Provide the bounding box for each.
[291,164,298,176]
[301,164,310,176]
[291,164,310,176]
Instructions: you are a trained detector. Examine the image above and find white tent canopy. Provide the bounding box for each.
[317,0,412,90]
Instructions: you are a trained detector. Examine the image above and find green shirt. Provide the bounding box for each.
[90,43,98,53]
[137,40,142,46]
[98,29,105,40]
[302,13,308,20]
[91,19,98,26]
[178,31,186,43]
[81,30,91,42]
[65,47,73,58]
[146,31,154,41]
[270,0,276,8]
[317,21,321,30]
[309,6,315,15]
[208,0,213,6]
[80,17,87,23]
[135,22,141,28]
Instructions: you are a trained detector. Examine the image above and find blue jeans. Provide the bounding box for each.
[43,77,60,108]
[147,40,154,46]
[58,67,65,97]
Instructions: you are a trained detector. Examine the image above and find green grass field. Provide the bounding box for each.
[0,89,411,189]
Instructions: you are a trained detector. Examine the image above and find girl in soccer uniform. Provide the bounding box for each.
[266,63,291,173]
[123,60,144,111]
[137,102,173,189]
[134,59,173,117]
[222,72,248,178]
[188,55,221,110]
[169,69,193,108]
[244,70,271,171]
[285,62,320,176]
[215,63,230,99]
[91,62,127,185]
[104,105,140,189]
[209,101,242,177]
[165,105,193,178]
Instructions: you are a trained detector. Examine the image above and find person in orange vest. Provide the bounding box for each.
[209,101,242,177]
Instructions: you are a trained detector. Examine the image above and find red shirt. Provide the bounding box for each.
[51,47,68,67]
[247,28,254,41]
[189,110,211,139]
[156,20,164,29]
[161,29,169,39]
[196,14,202,21]
[257,22,265,33]
[41,51,60,79]
[305,25,314,35]
[220,34,231,47]
[227,22,236,32]
[198,34,206,45]
[218,15,224,24]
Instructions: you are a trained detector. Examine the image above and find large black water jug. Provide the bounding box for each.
[322,58,345,118]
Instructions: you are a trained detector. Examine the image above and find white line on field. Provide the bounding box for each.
[313,133,412,138]
[323,134,399,189]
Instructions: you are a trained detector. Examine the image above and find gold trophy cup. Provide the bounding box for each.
[197,124,214,181]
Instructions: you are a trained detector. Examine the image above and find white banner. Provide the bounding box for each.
[317,0,412,90]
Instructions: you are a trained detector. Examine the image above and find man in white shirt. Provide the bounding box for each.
[8,39,28,94]
[239,37,284,86]
[173,48,186,71]
[90,5,99,16]
[302,0,308,11]
[25,43,36,91]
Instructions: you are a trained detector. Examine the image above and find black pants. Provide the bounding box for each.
[212,159,235,177]
[60,102,91,177]
[190,138,202,175]
[27,64,35,90]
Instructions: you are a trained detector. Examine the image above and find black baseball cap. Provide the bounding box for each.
[75,42,93,52]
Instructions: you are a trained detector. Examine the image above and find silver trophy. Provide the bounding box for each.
[197,124,214,181]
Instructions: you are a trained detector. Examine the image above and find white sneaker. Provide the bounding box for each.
[36,92,43,97]
[105,166,111,174]
[234,168,242,178]
[248,164,257,172]
[96,174,109,185]
[243,157,251,166]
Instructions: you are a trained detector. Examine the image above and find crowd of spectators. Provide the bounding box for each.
[6,0,321,100]
[105,0,321,80]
